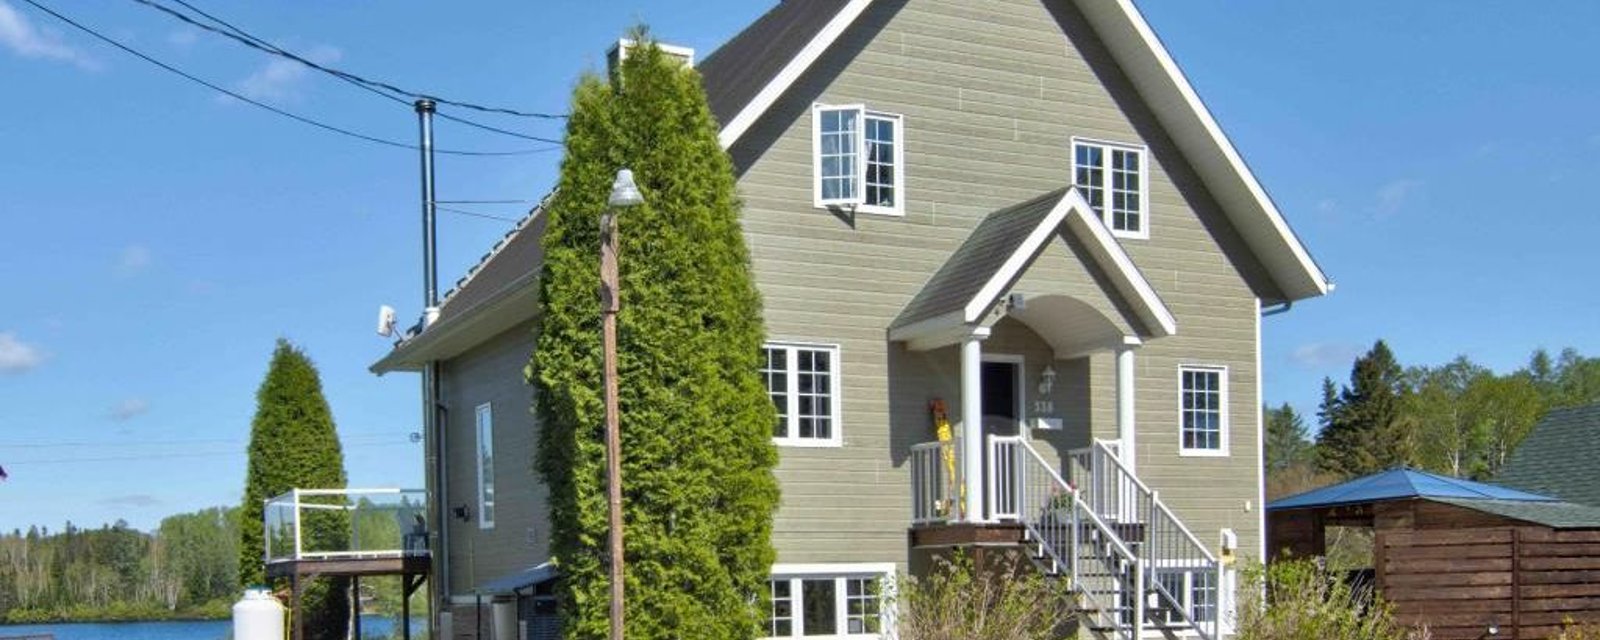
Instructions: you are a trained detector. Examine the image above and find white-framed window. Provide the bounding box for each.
[475,402,495,529]
[763,343,843,447]
[1155,567,1219,627]
[1179,365,1228,456]
[765,564,894,639]
[1072,138,1149,239]
[813,104,904,215]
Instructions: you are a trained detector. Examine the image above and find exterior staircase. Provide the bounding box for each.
[987,437,1224,640]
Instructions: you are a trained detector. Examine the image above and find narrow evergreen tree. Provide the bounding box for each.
[239,339,350,640]
[529,37,780,640]
[1264,403,1311,473]
[1317,340,1412,476]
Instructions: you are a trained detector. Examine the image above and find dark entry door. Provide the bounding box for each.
[981,360,1021,434]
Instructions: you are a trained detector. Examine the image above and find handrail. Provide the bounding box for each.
[1085,440,1216,564]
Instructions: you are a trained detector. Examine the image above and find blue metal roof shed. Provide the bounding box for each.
[1267,467,1557,511]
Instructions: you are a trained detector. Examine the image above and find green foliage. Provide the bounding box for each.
[1317,341,1414,476]
[239,339,350,640]
[528,35,779,640]
[0,510,241,623]
[1265,403,1312,473]
[1235,559,1420,640]
[893,552,1075,640]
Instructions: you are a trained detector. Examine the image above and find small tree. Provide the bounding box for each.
[529,35,780,639]
[239,339,350,640]
[1235,559,1420,640]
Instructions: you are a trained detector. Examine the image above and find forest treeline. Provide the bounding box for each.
[0,506,240,623]
[1266,343,1600,498]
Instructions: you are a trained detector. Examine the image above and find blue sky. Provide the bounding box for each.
[1,1,1596,532]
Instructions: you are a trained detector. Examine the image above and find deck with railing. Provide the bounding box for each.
[263,488,430,577]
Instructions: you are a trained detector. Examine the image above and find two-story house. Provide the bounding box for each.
[370,1,1331,638]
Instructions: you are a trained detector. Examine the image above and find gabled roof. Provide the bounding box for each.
[1268,468,1557,512]
[1497,404,1600,508]
[708,0,1330,303]
[889,187,1175,346]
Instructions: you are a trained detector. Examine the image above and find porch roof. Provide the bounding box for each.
[888,187,1176,350]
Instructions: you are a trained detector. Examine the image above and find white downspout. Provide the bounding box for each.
[960,328,989,523]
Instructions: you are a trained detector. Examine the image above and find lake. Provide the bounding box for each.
[0,615,419,640]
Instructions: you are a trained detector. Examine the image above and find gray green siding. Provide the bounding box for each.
[733,0,1269,563]
[439,323,546,595]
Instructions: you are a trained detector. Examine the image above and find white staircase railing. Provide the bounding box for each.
[1067,440,1223,640]
[990,436,1142,639]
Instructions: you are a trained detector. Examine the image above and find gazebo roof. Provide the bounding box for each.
[1268,467,1558,511]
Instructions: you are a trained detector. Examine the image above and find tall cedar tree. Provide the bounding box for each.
[239,339,350,640]
[1317,340,1412,476]
[528,39,780,640]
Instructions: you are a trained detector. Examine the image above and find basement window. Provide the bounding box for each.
[814,104,904,215]
[765,566,892,638]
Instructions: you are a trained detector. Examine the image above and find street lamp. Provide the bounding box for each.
[601,167,642,640]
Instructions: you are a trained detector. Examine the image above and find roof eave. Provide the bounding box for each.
[1071,0,1331,303]
[370,273,541,374]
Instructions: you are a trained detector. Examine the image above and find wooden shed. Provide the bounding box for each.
[1268,468,1600,640]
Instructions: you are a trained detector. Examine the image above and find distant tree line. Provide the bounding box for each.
[1267,342,1600,497]
[0,507,240,623]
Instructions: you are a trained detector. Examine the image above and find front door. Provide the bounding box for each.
[981,359,1022,435]
[981,358,1023,519]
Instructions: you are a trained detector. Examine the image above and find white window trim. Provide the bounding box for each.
[475,402,495,529]
[1177,364,1229,457]
[1071,136,1151,240]
[812,104,906,216]
[766,341,844,448]
[766,563,897,640]
[1145,561,1235,638]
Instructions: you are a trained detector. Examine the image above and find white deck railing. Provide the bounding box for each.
[264,488,428,564]
[909,439,960,524]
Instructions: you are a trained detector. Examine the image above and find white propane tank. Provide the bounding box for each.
[233,587,286,640]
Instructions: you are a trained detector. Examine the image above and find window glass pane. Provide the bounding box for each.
[795,348,834,441]
[769,580,794,637]
[476,404,495,525]
[864,115,897,208]
[1181,369,1223,451]
[1073,143,1105,218]
[845,578,881,634]
[762,348,789,438]
[818,108,860,202]
[801,579,836,635]
[1192,571,1217,622]
[1109,148,1143,233]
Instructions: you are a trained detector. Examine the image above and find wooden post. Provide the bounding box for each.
[292,573,305,640]
[600,209,626,640]
[402,574,412,640]
[351,576,362,640]
[1511,528,1521,640]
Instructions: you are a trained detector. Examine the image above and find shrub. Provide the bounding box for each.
[1235,558,1425,640]
[893,552,1076,640]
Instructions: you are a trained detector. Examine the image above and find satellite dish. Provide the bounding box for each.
[377,305,398,338]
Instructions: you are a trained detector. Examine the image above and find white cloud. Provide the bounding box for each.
[109,397,150,422]
[1373,178,1423,217]
[0,0,98,69]
[1290,342,1363,369]
[230,44,341,103]
[1314,198,1338,214]
[0,332,44,374]
[115,244,152,277]
[100,494,163,508]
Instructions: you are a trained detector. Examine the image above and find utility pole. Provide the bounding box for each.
[414,98,447,640]
[601,169,643,640]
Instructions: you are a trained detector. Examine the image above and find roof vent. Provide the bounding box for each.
[608,38,695,78]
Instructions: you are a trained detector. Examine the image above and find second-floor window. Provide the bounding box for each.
[1073,139,1148,238]
[475,402,495,529]
[814,104,904,215]
[1179,366,1227,455]
[763,343,842,447]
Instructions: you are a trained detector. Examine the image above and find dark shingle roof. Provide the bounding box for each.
[1497,404,1600,507]
[697,0,853,127]
[1268,467,1558,511]
[1431,498,1600,530]
[891,189,1067,329]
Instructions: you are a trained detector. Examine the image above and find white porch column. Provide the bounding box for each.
[1115,344,1137,475]
[960,329,989,523]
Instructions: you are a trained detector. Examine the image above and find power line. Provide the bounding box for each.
[20,0,556,157]
[140,0,567,121]
[0,434,401,449]
[435,199,537,205]
[436,205,524,224]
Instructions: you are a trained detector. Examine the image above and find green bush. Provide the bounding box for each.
[893,552,1075,640]
[1235,559,1422,640]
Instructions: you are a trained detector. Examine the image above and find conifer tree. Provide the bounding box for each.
[1317,340,1412,476]
[239,339,350,640]
[528,37,780,640]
